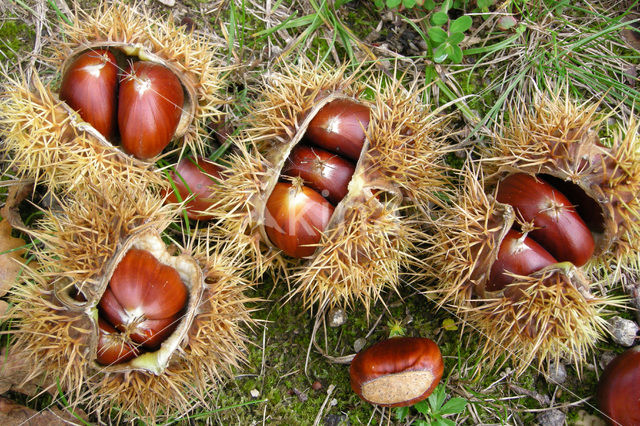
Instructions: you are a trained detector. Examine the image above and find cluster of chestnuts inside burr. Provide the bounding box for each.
[488,173,597,294]
[60,49,185,160]
[95,248,187,365]
[263,99,370,258]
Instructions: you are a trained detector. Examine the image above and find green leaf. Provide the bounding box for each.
[433,43,449,63]
[424,0,436,10]
[439,397,468,415]
[424,65,437,85]
[413,399,430,415]
[395,406,409,421]
[447,32,464,45]
[450,15,472,33]
[477,0,493,8]
[386,0,402,8]
[414,421,430,426]
[431,11,449,26]
[428,27,448,44]
[403,0,417,8]
[441,0,452,13]
[434,418,456,426]
[450,43,463,63]
[373,0,384,7]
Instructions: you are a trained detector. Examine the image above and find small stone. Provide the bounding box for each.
[536,409,566,426]
[353,337,367,353]
[312,380,322,391]
[599,351,618,370]
[546,360,567,385]
[292,387,307,402]
[608,316,639,347]
[156,0,175,6]
[250,389,260,398]
[574,409,606,425]
[327,308,347,328]
[324,414,349,426]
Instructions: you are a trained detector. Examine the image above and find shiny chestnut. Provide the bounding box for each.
[281,145,355,205]
[59,49,119,139]
[597,346,640,425]
[496,173,595,266]
[98,248,187,349]
[350,337,444,407]
[305,99,370,161]
[96,317,139,365]
[487,230,557,292]
[264,181,335,258]
[118,62,184,159]
[164,156,222,221]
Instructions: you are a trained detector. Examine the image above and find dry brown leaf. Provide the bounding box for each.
[0,219,27,298]
[0,397,87,426]
[0,180,34,232]
[0,348,44,396]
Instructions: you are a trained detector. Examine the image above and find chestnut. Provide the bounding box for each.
[98,248,187,349]
[164,156,222,221]
[99,287,178,349]
[350,337,444,407]
[59,49,119,139]
[96,317,140,365]
[597,346,640,425]
[264,181,335,258]
[118,62,184,159]
[281,145,355,205]
[487,229,557,292]
[496,173,595,266]
[306,99,370,161]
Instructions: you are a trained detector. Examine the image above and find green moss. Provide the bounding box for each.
[0,18,35,62]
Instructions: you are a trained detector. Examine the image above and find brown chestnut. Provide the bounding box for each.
[164,156,222,221]
[305,99,370,161]
[96,317,140,365]
[264,181,335,258]
[59,49,119,139]
[597,346,640,425]
[118,62,184,159]
[487,229,557,292]
[99,248,187,349]
[350,337,444,407]
[495,173,595,266]
[281,145,355,205]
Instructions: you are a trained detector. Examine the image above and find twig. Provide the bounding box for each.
[312,384,335,426]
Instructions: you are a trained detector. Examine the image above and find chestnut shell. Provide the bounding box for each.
[350,337,444,407]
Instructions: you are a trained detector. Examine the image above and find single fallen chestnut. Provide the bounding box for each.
[164,156,222,221]
[426,94,640,374]
[212,60,450,309]
[597,346,640,426]
[350,337,444,407]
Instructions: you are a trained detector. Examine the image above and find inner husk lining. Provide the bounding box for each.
[361,371,434,405]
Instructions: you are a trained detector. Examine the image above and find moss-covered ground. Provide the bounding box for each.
[1,0,639,424]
